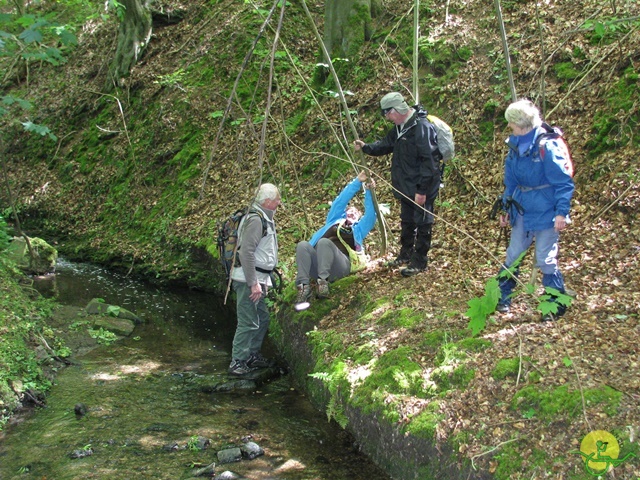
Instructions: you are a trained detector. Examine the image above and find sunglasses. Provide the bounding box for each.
[381,107,394,117]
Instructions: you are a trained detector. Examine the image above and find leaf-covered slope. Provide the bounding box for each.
[1,0,639,477]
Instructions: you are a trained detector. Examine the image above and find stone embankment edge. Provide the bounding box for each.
[273,310,492,480]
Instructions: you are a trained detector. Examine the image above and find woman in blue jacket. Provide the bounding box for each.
[295,171,377,310]
[496,100,574,321]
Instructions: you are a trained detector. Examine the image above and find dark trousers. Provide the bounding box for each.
[399,198,434,269]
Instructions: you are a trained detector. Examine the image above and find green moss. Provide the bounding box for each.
[351,346,432,421]
[378,306,422,328]
[527,370,541,383]
[359,297,392,323]
[492,357,522,380]
[478,120,495,145]
[455,337,492,352]
[403,401,443,440]
[418,38,472,100]
[554,61,581,80]
[586,66,639,156]
[512,385,622,420]
[423,330,447,349]
[493,440,525,478]
[343,343,375,365]
[432,365,475,390]
[393,289,413,305]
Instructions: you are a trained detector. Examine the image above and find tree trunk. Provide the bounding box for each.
[107,0,153,90]
[324,0,372,59]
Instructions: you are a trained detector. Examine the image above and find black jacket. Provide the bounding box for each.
[362,111,441,201]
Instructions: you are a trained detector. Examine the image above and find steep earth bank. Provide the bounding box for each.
[1,0,639,478]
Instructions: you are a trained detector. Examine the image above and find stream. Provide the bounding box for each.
[0,259,389,479]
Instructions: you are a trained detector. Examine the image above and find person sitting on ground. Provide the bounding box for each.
[294,171,377,310]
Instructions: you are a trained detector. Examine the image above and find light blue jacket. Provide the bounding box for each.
[309,177,377,251]
[503,126,574,231]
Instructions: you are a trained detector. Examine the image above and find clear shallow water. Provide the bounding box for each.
[0,259,388,479]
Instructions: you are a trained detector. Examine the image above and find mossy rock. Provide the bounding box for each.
[86,298,142,324]
[92,316,135,336]
[5,236,58,275]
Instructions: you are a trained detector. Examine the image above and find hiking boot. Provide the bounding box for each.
[496,303,510,313]
[401,265,427,277]
[228,359,257,376]
[295,284,312,305]
[386,254,412,267]
[317,279,330,298]
[247,353,274,369]
[295,284,311,311]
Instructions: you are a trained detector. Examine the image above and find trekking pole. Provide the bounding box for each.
[300,0,388,256]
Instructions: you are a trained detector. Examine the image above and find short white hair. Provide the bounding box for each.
[505,99,542,130]
[255,183,280,204]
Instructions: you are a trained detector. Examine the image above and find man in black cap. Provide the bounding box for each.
[354,92,441,276]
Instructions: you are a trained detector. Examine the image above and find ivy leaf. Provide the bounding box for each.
[562,357,573,367]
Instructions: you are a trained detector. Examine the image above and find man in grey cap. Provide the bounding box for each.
[354,92,441,276]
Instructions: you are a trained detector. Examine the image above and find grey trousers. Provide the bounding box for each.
[231,280,270,361]
[295,238,351,285]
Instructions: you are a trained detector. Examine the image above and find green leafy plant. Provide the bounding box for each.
[87,327,117,346]
[105,0,126,21]
[537,287,573,316]
[465,278,500,336]
[186,435,200,451]
[582,17,640,45]
[309,364,349,427]
[54,346,72,358]
[154,68,188,89]
[0,95,57,140]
